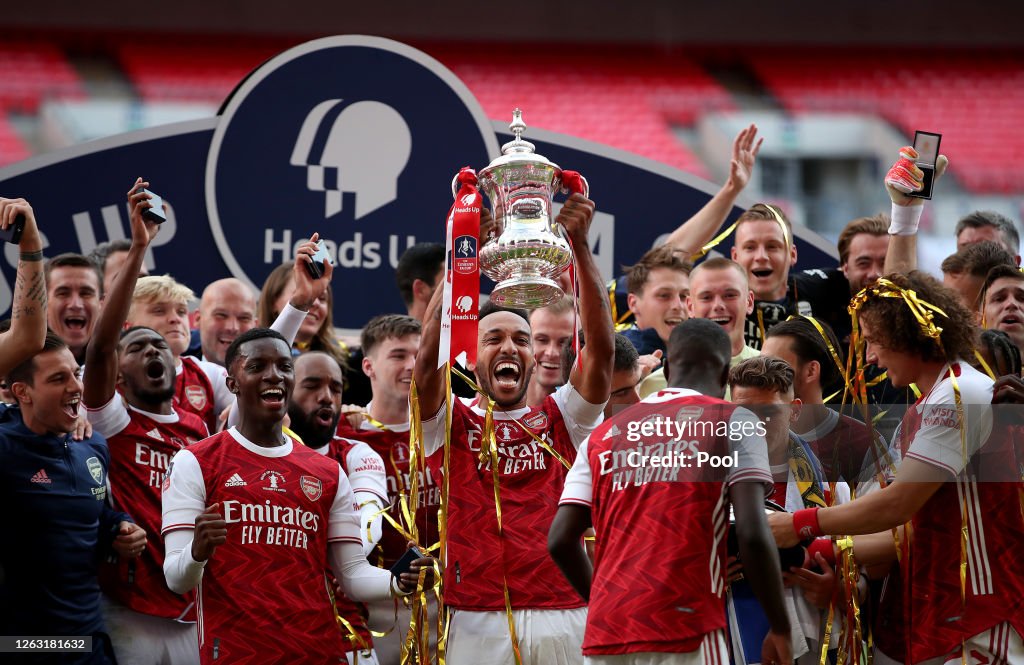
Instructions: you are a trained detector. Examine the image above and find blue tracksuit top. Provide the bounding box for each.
[0,405,131,642]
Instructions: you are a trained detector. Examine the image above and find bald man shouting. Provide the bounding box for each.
[195,278,257,366]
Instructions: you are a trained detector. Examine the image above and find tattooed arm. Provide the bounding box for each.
[0,198,47,377]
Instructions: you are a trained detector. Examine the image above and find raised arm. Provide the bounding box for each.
[664,124,762,257]
[562,194,614,405]
[412,281,446,419]
[883,148,949,275]
[0,198,47,377]
[83,178,160,407]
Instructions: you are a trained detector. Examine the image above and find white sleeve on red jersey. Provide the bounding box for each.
[328,464,362,545]
[161,449,207,534]
[558,438,593,507]
[343,440,389,504]
[420,402,447,458]
[160,449,208,594]
[725,406,773,491]
[329,540,396,603]
[551,382,606,449]
[342,439,388,556]
[84,394,131,439]
[904,371,994,477]
[270,302,309,347]
[163,528,207,595]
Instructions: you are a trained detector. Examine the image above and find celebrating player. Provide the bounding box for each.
[549,318,792,665]
[768,271,1024,663]
[84,182,209,664]
[413,192,614,664]
[162,328,432,664]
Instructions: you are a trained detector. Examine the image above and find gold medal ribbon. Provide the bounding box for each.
[402,378,444,664]
[689,219,739,261]
[973,349,996,380]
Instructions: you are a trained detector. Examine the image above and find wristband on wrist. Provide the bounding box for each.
[792,507,824,541]
[391,576,413,597]
[888,202,924,236]
[807,537,836,566]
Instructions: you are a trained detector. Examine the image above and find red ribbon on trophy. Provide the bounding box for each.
[560,170,587,364]
[438,167,482,370]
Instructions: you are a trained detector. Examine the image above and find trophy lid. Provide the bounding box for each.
[482,109,561,172]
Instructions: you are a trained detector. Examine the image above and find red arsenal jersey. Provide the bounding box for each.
[420,383,605,611]
[162,428,360,664]
[892,361,1024,662]
[88,396,207,620]
[336,418,443,567]
[560,388,772,655]
[175,356,216,433]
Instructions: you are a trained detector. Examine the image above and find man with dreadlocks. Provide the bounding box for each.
[768,271,1024,664]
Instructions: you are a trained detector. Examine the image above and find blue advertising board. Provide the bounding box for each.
[0,35,837,330]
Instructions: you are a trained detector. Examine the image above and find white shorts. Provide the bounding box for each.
[102,595,199,665]
[583,630,728,665]
[875,622,1024,665]
[347,647,380,665]
[368,596,440,665]
[446,607,587,665]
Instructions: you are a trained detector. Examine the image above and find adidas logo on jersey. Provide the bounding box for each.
[31,469,52,484]
[225,473,247,487]
[146,428,164,441]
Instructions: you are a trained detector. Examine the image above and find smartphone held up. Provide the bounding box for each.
[0,213,25,244]
[908,130,941,200]
[304,239,334,280]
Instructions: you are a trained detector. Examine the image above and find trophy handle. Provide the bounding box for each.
[559,171,590,199]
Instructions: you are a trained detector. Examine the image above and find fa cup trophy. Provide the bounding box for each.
[468,109,589,308]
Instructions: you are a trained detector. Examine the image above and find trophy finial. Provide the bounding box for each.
[502,108,535,155]
[510,108,526,140]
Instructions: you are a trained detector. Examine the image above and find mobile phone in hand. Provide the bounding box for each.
[908,131,941,200]
[140,189,167,224]
[304,239,333,280]
[389,546,425,580]
[0,213,25,244]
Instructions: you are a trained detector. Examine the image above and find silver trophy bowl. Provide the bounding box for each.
[467,109,587,309]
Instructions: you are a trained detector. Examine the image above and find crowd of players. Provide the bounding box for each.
[2,126,1023,665]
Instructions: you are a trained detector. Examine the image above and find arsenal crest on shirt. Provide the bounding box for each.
[300,475,322,501]
[523,411,548,430]
[185,385,208,410]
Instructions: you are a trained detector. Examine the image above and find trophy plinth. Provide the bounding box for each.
[472,109,582,309]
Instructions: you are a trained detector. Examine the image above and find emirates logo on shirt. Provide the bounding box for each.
[185,385,208,410]
[300,475,322,501]
[260,470,287,492]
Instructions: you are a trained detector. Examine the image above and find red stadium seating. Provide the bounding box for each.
[434,49,734,177]
[117,44,736,177]
[0,42,84,113]
[117,44,281,103]
[0,114,31,168]
[749,50,1024,193]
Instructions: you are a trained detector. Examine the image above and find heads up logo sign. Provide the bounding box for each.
[290,99,412,219]
[0,34,839,329]
[205,36,500,326]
